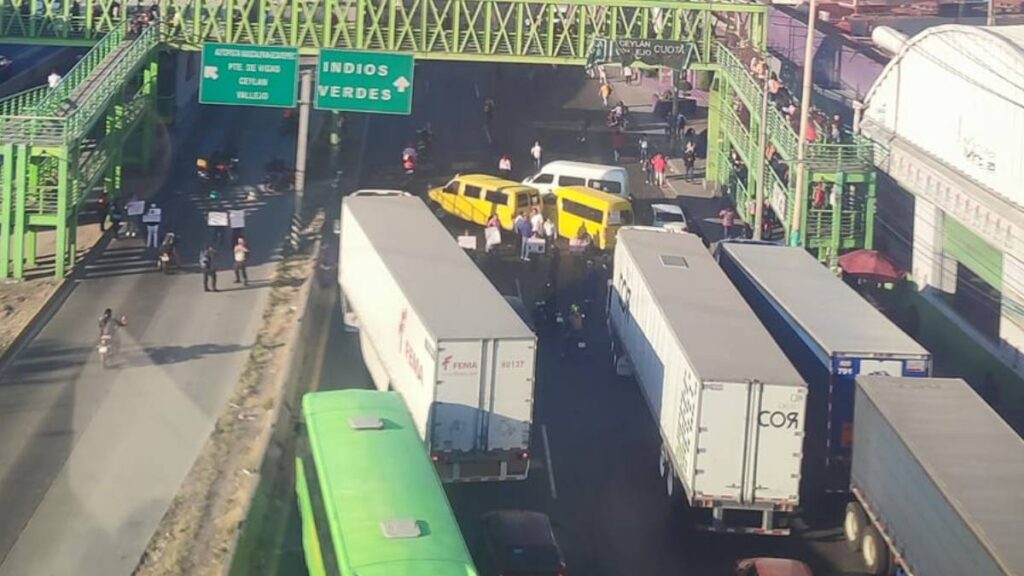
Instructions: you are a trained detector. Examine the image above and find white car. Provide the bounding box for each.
[651,203,689,233]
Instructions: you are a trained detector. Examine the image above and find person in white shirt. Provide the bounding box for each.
[530,141,542,170]
[529,207,544,237]
[47,71,61,89]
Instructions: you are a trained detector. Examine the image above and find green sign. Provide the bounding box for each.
[199,43,299,108]
[315,49,415,115]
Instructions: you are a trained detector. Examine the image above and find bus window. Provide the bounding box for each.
[562,198,604,223]
[610,209,633,225]
[589,179,622,195]
[485,190,509,205]
[444,181,459,194]
[559,176,585,186]
[464,185,483,199]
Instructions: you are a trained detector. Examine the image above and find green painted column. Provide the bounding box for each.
[830,172,845,268]
[0,145,13,280]
[705,74,723,192]
[864,172,877,250]
[141,59,159,171]
[329,111,343,147]
[12,146,28,280]
[55,154,70,279]
[105,103,125,198]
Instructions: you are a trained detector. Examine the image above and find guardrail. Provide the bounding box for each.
[0,86,51,116]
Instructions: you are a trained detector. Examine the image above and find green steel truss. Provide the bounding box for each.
[2,0,767,63]
[0,22,160,279]
[706,43,877,265]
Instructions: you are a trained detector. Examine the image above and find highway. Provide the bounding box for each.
[296,61,873,576]
[0,106,293,575]
[0,44,85,98]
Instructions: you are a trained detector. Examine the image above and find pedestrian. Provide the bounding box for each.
[515,212,533,261]
[143,202,161,248]
[200,245,218,292]
[543,217,555,248]
[683,140,696,181]
[622,65,634,85]
[577,116,590,144]
[109,200,123,238]
[718,206,736,239]
[96,192,110,232]
[597,64,608,84]
[233,237,249,285]
[599,81,613,107]
[530,141,542,170]
[638,135,649,162]
[498,154,512,178]
[675,113,687,139]
[611,129,625,163]
[652,153,667,187]
[641,157,653,186]
[47,70,61,89]
[530,207,544,239]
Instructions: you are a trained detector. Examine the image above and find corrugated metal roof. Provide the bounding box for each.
[342,195,533,341]
[617,228,804,387]
[856,376,1024,575]
[722,243,929,358]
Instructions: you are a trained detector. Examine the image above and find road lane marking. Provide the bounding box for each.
[541,424,558,500]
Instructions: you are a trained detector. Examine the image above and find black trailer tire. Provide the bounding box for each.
[844,502,866,551]
[862,524,890,576]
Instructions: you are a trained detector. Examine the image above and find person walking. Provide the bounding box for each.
[652,153,667,188]
[515,212,533,261]
[543,217,555,249]
[641,156,653,186]
[597,64,608,84]
[683,140,696,181]
[498,154,512,178]
[638,135,650,162]
[599,81,613,107]
[718,206,736,239]
[200,245,218,292]
[47,70,61,89]
[96,192,110,232]
[109,199,123,238]
[530,141,543,170]
[611,129,625,163]
[622,65,634,85]
[233,237,249,285]
[143,202,161,248]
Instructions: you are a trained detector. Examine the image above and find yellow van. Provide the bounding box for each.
[428,174,543,231]
[552,186,634,250]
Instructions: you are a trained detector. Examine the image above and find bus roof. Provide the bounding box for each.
[303,390,478,576]
[342,195,534,341]
[451,173,538,194]
[555,185,631,207]
[721,243,929,358]
[617,228,804,387]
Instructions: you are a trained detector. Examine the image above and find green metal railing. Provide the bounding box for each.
[0,86,51,116]
[34,22,129,115]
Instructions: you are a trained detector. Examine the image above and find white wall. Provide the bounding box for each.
[912,196,957,294]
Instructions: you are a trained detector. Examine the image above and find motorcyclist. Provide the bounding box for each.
[98,308,127,349]
[158,232,179,269]
[402,144,417,174]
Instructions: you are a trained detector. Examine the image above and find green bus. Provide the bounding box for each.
[296,389,479,576]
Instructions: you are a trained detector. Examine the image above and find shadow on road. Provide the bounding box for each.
[136,343,251,366]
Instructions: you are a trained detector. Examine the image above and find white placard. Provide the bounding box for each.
[142,207,162,223]
[207,211,229,227]
[229,209,246,229]
[457,234,478,251]
[484,227,501,248]
[126,200,146,216]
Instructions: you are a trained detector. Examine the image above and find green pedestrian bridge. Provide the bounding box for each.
[0,0,876,280]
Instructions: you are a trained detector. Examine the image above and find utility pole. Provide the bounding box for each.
[987,0,996,26]
[754,61,770,240]
[291,69,313,251]
[790,0,818,247]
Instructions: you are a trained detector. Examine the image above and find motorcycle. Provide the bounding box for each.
[403,156,417,175]
[97,334,116,368]
[157,247,177,274]
[214,156,240,182]
[559,304,587,357]
[533,282,556,329]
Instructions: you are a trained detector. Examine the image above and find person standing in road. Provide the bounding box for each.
[200,245,218,292]
[109,199,123,238]
[599,81,613,107]
[577,115,590,144]
[143,202,161,248]
[96,192,110,232]
[543,217,555,249]
[530,207,544,240]
[652,153,667,188]
[498,154,512,178]
[638,135,650,163]
[233,237,249,286]
[530,141,542,170]
[597,64,608,84]
[611,129,625,163]
[641,156,653,186]
[515,212,533,261]
[622,65,634,85]
[718,206,736,239]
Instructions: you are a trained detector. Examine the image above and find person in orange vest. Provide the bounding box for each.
[599,82,613,107]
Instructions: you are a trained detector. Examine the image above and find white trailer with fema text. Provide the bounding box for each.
[339,193,537,482]
[607,228,807,534]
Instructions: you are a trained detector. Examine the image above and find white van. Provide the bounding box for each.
[523,161,630,198]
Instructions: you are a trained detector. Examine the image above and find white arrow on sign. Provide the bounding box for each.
[393,76,411,93]
[203,66,220,80]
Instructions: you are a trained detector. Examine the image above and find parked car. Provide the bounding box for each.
[736,558,814,576]
[650,202,689,233]
[482,510,567,576]
[0,55,12,80]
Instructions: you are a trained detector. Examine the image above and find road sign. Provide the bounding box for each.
[315,49,415,115]
[199,43,299,108]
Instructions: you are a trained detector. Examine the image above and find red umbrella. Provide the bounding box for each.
[838,249,906,282]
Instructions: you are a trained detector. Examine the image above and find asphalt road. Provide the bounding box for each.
[0,44,84,98]
[300,61,872,576]
[0,106,296,575]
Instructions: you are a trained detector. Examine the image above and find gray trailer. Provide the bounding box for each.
[847,376,1024,576]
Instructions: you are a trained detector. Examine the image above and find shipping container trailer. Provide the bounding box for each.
[847,376,1024,576]
[607,227,807,535]
[339,193,537,482]
[716,242,931,492]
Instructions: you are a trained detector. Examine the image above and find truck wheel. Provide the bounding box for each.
[844,502,866,551]
[665,465,675,497]
[861,525,890,576]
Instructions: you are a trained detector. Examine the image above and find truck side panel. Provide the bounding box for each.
[694,382,748,502]
[486,338,535,452]
[852,386,1003,576]
[432,339,486,454]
